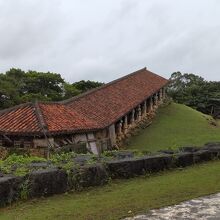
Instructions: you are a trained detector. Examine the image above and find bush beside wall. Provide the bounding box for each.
[0,142,220,207]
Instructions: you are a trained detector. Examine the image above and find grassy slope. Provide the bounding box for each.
[127,102,220,152]
[2,161,220,220]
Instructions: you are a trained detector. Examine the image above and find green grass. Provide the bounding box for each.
[1,102,220,220]
[127,102,220,151]
[2,161,220,220]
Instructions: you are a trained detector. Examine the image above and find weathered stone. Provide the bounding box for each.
[28,162,52,169]
[106,158,144,179]
[69,164,108,189]
[143,155,173,173]
[179,146,199,153]
[113,151,134,160]
[158,150,176,155]
[202,143,220,158]
[174,152,194,167]
[73,155,93,165]
[0,176,22,206]
[204,142,220,148]
[193,150,214,163]
[28,168,68,198]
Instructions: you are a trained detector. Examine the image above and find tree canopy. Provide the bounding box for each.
[0,68,104,109]
[168,72,220,115]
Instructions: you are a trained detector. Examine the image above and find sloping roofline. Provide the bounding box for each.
[0,67,169,136]
[62,67,148,104]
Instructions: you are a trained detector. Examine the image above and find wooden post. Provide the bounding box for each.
[124,115,128,134]
[131,109,135,125]
[149,97,153,112]
[108,124,116,147]
[154,93,158,107]
[159,89,163,101]
[143,101,147,116]
[117,121,122,136]
[138,105,142,121]
[163,87,166,99]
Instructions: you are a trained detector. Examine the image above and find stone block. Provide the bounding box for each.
[73,155,93,165]
[28,168,68,198]
[158,150,176,154]
[193,150,213,163]
[143,155,173,173]
[174,152,194,167]
[202,143,220,158]
[113,151,134,160]
[179,146,199,153]
[106,158,144,179]
[204,142,220,148]
[69,164,108,189]
[0,176,22,206]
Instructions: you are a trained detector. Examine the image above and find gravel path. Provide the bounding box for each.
[124,193,220,220]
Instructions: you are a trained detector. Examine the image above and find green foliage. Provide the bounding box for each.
[22,71,64,101]
[101,150,149,159]
[101,150,118,158]
[63,83,81,99]
[0,68,104,109]
[0,72,21,108]
[0,154,46,176]
[72,80,104,93]
[0,150,150,176]
[168,72,220,114]
[19,179,30,200]
[50,152,77,164]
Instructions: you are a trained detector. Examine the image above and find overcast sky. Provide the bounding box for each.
[0,0,219,82]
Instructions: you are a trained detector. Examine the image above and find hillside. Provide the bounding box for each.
[127,102,220,152]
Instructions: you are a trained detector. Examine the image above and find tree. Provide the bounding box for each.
[0,68,104,109]
[168,72,220,115]
[72,80,104,93]
[63,83,81,99]
[22,71,65,101]
[0,72,21,108]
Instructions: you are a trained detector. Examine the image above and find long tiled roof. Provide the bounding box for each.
[65,68,168,127]
[0,68,168,136]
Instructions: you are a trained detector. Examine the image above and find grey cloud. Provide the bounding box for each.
[0,0,220,82]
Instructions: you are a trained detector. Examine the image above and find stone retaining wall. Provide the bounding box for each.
[1,143,220,207]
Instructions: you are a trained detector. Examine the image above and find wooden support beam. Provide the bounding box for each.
[138,105,142,121]
[124,115,128,134]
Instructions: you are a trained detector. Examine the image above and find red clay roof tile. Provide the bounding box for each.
[0,68,168,136]
[0,103,41,135]
[39,103,99,133]
[65,68,168,127]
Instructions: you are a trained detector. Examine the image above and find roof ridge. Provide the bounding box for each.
[34,101,49,133]
[62,67,147,104]
[0,67,167,114]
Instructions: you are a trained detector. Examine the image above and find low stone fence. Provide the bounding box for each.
[1,142,220,207]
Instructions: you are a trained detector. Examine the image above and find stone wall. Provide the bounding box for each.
[1,142,220,207]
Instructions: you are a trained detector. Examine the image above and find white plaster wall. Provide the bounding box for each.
[33,138,54,148]
[73,134,87,143]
